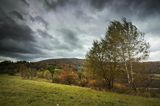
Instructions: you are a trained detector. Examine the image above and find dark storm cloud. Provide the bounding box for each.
[59,28,82,49]
[43,0,69,10]
[9,10,24,20]
[0,12,34,41]
[90,0,110,10]
[0,40,39,56]
[89,0,160,16]
[21,0,30,6]
[0,0,28,13]
[74,10,95,23]
[126,0,160,15]
[42,0,160,18]
[37,29,53,39]
[0,5,41,60]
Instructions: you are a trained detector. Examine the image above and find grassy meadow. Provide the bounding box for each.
[0,75,160,106]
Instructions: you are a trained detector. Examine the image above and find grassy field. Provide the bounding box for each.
[0,75,160,106]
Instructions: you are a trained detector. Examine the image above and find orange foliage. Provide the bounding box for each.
[58,70,78,85]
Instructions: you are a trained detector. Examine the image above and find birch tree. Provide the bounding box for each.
[117,18,150,90]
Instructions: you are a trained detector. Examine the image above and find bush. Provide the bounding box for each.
[59,70,78,85]
[52,74,59,83]
[43,70,52,80]
[87,79,104,88]
[8,69,17,76]
[19,65,34,79]
[36,69,62,83]
[78,79,88,87]
[36,71,44,78]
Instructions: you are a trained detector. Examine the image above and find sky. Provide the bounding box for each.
[0,0,160,62]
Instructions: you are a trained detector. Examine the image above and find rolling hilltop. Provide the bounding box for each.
[38,58,84,65]
[36,58,84,71]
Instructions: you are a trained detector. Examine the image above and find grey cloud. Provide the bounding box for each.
[128,0,160,15]
[74,10,95,23]
[89,0,160,19]
[0,8,42,60]
[60,28,78,41]
[0,39,39,54]
[30,16,49,29]
[37,29,54,39]
[0,0,28,13]
[0,39,42,61]
[0,15,34,41]
[43,0,69,10]
[21,0,30,6]
[90,0,110,10]
[9,10,24,20]
[59,28,83,49]
[112,0,160,17]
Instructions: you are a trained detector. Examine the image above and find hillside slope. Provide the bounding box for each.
[0,75,160,106]
[38,58,84,65]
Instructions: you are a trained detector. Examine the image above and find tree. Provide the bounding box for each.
[85,18,150,90]
[85,38,120,89]
[47,65,56,83]
[116,18,150,90]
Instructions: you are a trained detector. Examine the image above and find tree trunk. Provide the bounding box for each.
[124,62,131,85]
[130,61,137,91]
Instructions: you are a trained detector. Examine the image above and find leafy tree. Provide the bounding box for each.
[115,18,150,90]
[85,18,150,90]
[47,65,56,83]
[85,39,120,89]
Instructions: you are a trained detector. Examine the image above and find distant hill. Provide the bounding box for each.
[129,61,160,74]
[37,58,84,66]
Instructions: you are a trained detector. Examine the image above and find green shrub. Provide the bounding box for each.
[37,71,44,78]
[43,70,52,80]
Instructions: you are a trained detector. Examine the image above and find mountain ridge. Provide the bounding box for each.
[37,58,84,66]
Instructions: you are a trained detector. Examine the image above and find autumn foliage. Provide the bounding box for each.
[58,70,78,85]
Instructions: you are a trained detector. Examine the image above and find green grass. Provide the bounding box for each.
[0,75,160,106]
